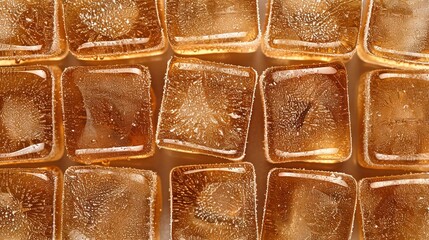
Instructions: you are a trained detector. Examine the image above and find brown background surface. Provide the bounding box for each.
[6,0,415,239]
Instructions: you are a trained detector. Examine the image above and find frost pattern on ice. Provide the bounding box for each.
[262,170,356,240]
[0,170,55,240]
[369,76,429,160]
[283,0,341,42]
[1,98,46,142]
[269,74,345,155]
[195,182,245,225]
[74,74,147,149]
[370,0,429,56]
[170,80,235,145]
[363,179,429,239]
[0,68,53,159]
[171,0,259,42]
[63,168,157,240]
[0,0,55,52]
[79,0,139,39]
[266,0,361,54]
[280,187,341,239]
[158,58,256,158]
[171,164,257,240]
[64,0,164,56]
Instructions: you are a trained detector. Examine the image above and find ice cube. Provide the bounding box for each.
[63,0,167,60]
[0,66,63,165]
[62,166,161,240]
[156,57,257,160]
[359,70,429,170]
[261,168,357,240]
[260,62,351,163]
[165,0,260,54]
[262,0,362,61]
[0,0,66,65]
[0,167,62,239]
[358,0,429,69]
[170,162,258,240]
[61,65,155,164]
[359,173,429,239]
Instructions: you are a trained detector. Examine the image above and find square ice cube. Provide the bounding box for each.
[0,0,67,65]
[156,57,257,160]
[358,0,429,69]
[0,66,63,165]
[262,0,362,61]
[61,65,155,164]
[261,168,357,240]
[62,166,161,240]
[165,0,260,54]
[359,173,429,239]
[260,62,351,163]
[359,70,429,170]
[0,167,62,239]
[63,0,167,60]
[170,162,258,240]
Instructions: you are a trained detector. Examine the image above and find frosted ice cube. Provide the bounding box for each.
[358,0,429,69]
[0,0,66,65]
[262,0,362,61]
[166,0,260,54]
[62,166,161,240]
[261,169,357,240]
[61,65,155,164]
[156,57,257,160]
[260,62,351,163]
[0,66,63,165]
[0,167,62,239]
[63,0,167,60]
[170,162,258,240]
[359,70,429,170]
[359,173,429,239]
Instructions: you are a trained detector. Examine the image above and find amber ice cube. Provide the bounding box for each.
[63,0,167,60]
[359,70,429,170]
[156,57,257,160]
[260,62,351,163]
[262,0,362,61]
[261,169,357,240]
[0,66,63,165]
[170,162,257,240]
[0,0,67,65]
[62,166,161,240]
[166,0,260,54]
[358,0,429,69]
[61,65,155,164]
[0,167,62,239]
[359,173,429,239]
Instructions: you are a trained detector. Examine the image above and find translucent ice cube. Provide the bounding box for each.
[0,167,62,240]
[156,57,257,160]
[62,166,161,240]
[170,162,258,240]
[0,66,63,165]
[262,0,362,61]
[260,62,351,163]
[358,0,429,69]
[166,0,260,54]
[0,0,66,65]
[261,169,357,240]
[359,70,429,170]
[61,65,155,164]
[63,0,167,60]
[359,173,429,239]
